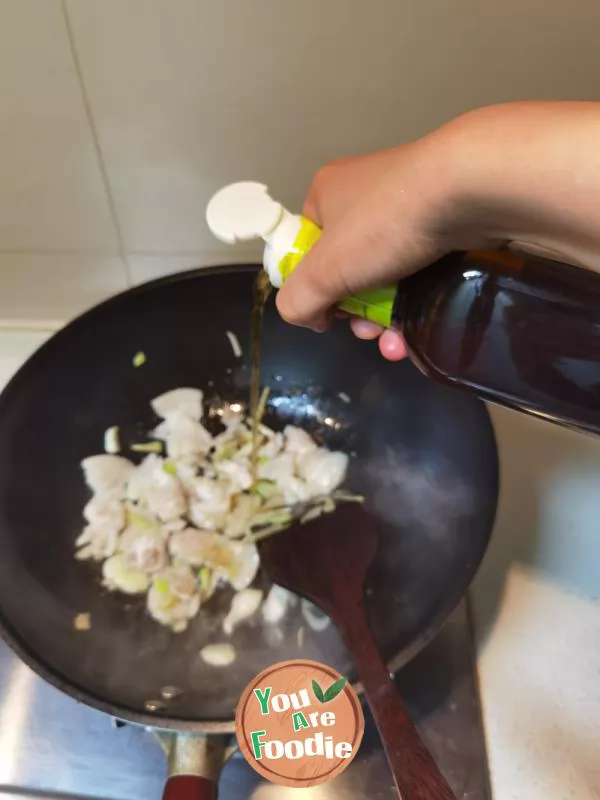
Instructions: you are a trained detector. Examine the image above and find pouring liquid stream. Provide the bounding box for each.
[250,271,272,480]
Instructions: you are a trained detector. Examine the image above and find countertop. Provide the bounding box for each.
[0,329,598,800]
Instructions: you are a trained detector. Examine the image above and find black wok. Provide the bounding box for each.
[0,266,498,792]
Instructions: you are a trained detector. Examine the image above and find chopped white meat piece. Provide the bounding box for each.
[102,554,151,594]
[169,530,259,591]
[262,585,298,624]
[188,500,227,531]
[147,567,200,631]
[227,541,260,591]
[75,523,119,561]
[284,426,318,458]
[147,469,186,523]
[162,518,187,533]
[119,526,167,573]
[223,493,261,539]
[200,643,236,667]
[151,388,203,421]
[258,452,295,485]
[190,476,232,513]
[187,476,232,530]
[223,588,263,635]
[168,528,215,567]
[123,505,158,530]
[81,455,134,497]
[154,412,213,460]
[259,432,284,460]
[282,477,312,505]
[170,459,200,492]
[161,565,198,598]
[83,495,125,531]
[297,450,349,495]
[198,566,217,602]
[216,459,252,492]
[126,455,186,521]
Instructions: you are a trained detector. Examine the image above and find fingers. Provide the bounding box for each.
[378,329,408,361]
[275,230,356,331]
[350,319,407,360]
[350,318,383,339]
[351,318,408,360]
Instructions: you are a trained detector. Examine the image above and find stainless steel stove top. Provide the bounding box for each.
[0,599,489,800]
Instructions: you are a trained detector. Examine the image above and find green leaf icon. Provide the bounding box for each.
[323,677,348,703]
[312,679,325,703]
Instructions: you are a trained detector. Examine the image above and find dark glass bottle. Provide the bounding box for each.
[396,250,600,435]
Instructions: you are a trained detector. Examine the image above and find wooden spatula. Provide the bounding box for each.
[259,503,457,800]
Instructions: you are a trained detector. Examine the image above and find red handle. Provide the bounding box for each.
[334,599,456,799]
[163,775,218,800]
[160,734,226,800]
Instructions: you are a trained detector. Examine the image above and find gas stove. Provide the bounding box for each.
[0,598,489,799]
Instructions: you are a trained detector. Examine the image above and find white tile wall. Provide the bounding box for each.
[0,254,126,322]
[1,0,600,322]
[0,0,119,251]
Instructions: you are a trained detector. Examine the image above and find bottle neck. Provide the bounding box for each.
[263,211,303,288]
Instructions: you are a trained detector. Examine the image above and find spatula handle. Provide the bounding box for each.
[337,601,457,800]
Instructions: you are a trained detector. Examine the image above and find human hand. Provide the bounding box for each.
[276,102,600,360]
[275,132,490,360]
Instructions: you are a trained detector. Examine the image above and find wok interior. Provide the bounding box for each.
[0,267,498,726]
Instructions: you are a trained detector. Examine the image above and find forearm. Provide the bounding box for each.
[276,101,600,340]
[437,102,600,270]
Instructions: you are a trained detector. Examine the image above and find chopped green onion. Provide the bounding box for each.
[332,491,365,503]
[300,504,325,525]
[244,521,292,545]
[131,441,163,453]
[133,351,146,367]
[154,579,169,595]
[251,507,293,528]
[126,508,156,529]
[323,496,336,514]
[163,461,177,476]
[198,567,211,590]
[104,426,121,454]
[253,479,277,500]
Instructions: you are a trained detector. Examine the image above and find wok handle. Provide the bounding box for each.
[161,734,226,800]
[163,775,217,800]
[335,598,457,800]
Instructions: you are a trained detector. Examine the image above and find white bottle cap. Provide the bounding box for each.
[206,182,284,244]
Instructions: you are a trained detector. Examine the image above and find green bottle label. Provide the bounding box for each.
[337,287,396,328]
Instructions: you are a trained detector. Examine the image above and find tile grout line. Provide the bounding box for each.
[59,0,133,287]
[0,248,120,257]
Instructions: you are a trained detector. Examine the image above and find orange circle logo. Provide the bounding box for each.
[235,659,364,787]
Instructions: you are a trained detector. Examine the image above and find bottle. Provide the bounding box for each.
[206,181,600,436]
